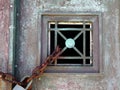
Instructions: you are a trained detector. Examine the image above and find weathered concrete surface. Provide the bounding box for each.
[0,0,119,90]
[32,0,119,90]
[0,0,9,73]
[0,0,11,90]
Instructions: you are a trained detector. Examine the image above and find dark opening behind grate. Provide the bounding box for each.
[49,22,92,65]
[86,31,90,56]
[85,59,91,64]
[57,24,83,28]
[85,24,90,29]
[57,59,83,64]
[50,24,55,28]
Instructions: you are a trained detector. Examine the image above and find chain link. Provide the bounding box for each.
[26,46,61,83]
[0,71,22,85]
[0,46,61,89]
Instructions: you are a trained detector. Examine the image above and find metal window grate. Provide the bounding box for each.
[48,21,93,66]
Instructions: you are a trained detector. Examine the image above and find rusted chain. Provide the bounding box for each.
[0,71,22,85]
[0,46,61,89]
[26,46,61,83]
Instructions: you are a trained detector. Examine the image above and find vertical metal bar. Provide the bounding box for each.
[48,22,51,55]
[55,21,57,49]
[90,30,93,65]
[9,0,16,74]
[83,22,86,65]
[54,21,57,65]
[47,22,51,55]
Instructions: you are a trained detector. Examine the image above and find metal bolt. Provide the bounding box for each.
[65,38,75,48]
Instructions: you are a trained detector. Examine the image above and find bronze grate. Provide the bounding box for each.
[48,21,93,66]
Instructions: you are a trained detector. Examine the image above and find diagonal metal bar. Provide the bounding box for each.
[73,31,83,40]
[54,47,67,65]
[73,47,83,56]
[60,47,67,54]
[57,31,67,40]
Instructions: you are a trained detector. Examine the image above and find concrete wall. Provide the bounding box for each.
[0,0,120,90]
[0,0,11,90]
[32,0,120,90]
[0,0,9,74]
[18,0,120,90]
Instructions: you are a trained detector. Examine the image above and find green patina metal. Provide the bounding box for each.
[14,0,21,77]
[8,0,20,75]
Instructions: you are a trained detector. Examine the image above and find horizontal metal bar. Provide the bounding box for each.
[49,64,92,66]
[84,63,93,65]
[58,57,82,59]
[48,28,92,31]
[58,56,92,59]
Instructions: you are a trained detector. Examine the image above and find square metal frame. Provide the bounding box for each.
[40,12,103,73]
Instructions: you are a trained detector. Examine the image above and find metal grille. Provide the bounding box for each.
[48,21,93,66]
